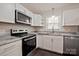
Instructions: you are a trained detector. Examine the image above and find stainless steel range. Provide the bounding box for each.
[10,29,36,56]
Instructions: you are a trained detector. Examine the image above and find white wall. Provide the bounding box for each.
[62,4,79,32]
[63,3,79,11]
[63,8,79,26]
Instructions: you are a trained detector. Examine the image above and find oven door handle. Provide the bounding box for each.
[24,36,36,41]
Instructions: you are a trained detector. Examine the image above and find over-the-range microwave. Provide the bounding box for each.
[15,10,31,25]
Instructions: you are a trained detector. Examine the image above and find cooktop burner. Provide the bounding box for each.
[10,29,36,38]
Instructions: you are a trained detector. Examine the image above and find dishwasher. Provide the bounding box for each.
[63,36,79,56]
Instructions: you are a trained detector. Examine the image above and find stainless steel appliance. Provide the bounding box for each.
[15,10,31,25]
[22,35,36,56]
[63,36,79,56]
[11,29,36,56]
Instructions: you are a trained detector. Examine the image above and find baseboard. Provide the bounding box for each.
[37,48,63,56]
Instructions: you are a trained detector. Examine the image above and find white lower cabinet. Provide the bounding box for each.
[37,35,52,50]
[0,40,22,56]
[37,35,44,48]
[37,35,63,54]
[51,36,63,54]
[42,35,51,50]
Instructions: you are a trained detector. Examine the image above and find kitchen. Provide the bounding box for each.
[0,3,79,56]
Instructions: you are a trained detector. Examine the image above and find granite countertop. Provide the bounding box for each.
[0,31,79,46]
[36,31,79,37]
[0,34,36,46]
[0,35,22,46]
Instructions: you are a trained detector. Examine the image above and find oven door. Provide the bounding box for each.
[22,36,36,56]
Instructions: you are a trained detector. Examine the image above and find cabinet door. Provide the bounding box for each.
[32,14,38,26]
[31,14,43,26]
[43,35,51,50]
[51,36,63,53]
[15,40,22,56]
[0,40,22,56]
[0,3,15,23]
[37,35,51,50]
[36,35,44,48]
[7,40,22,56]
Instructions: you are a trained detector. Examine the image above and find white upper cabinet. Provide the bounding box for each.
[31,14,43,26]
[15,4,25,13]
[0,3,43,26]
[0,3,15,23]
[63,8,79,26]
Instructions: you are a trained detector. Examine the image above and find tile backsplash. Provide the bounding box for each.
[0,22,35,36]
[63,26,79,32]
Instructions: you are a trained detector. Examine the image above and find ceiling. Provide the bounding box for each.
[21,3,71,14]
[21,3,79,15]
